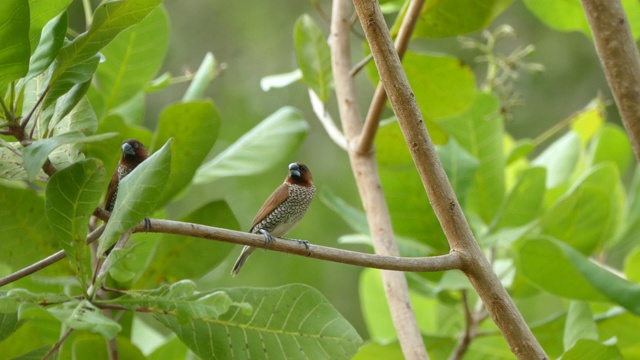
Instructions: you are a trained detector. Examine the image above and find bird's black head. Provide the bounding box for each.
[121,139,149,164]
[286,162,313,186]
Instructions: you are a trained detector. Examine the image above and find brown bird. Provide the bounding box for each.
[231,162,316,276]
[103,139,149,212]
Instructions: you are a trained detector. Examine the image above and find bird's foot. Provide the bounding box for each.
[284,238,311,256]
[259,229,275,250]
[144,218,151,232]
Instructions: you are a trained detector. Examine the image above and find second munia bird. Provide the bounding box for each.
[104,139,149,212]
[231,162,316,276]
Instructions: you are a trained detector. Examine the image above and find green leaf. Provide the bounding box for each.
[0,184,63,276]
[194,107,308,184]
[319,187,369,234]
[45,159,105,293]
[27,0,72,51]
[48,300,121,339]
[0,312,21,342]
[153,284,362,359]
[47,0,162,107]
[404,51,476,119]
[94,7,169,114]
[376,121,448,251]
[624,247,640,283]
[182,52,216,101]
[439,92,505,223]
[71,334,145,360]
[150,101,220,207]
[570,98,605,146]
[524,0,640,40]
[414,0,513,38]
[517,236,640,314]
[21,131,117,181]
[437,138,479,207]
[587,124,632,176]
[564,302,598,350]
[26,12,68,81]
[136,200,238,287]
[294,14,332,102]
[0,0,30,91]
[532,131,581,189]
[490,167,546,231]
[506,139,534,166]
[597,309,640,359]
[563,339,623,360]
[539,163,624,254]
[98,140,172,255]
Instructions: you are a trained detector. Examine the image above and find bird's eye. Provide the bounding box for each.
[133,143,139,148]
[300,165,307,171]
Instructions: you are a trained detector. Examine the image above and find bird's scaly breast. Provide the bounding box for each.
[252,184,316,237]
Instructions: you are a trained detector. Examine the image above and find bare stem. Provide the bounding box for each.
[350,0,547,358]
[580,0,640,162]
[43,328,73,360]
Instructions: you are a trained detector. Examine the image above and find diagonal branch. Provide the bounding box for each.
[331,0,429,358]
[358,0,426,154]
[350,0,547,358]
[580,0,640,161]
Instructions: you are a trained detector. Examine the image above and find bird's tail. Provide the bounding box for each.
[231,246,256,277]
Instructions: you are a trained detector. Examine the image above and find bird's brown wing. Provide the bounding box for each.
[250,183,289,230]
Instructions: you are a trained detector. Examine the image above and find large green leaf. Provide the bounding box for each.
[587,124,632,176]
[98,140,172,255]
[48,300,121,339]
[150,101,220,207]
[517,236,640,314]
[564,302,597,350]
[294,14,332,102]
[150,284,362,359]
[45,159,105,293]
[523,0,640,40]
[532,131,581,189]
[193,107,308,184]
[490,167,546,231]
[597,309,640,359]
[404,51,476,120]
[414,0,513,38]
[538,163,624,254]
[0,0,30,91]
[27,0,72,51]
[375,120,448,251]
[21,131,116,181]
[563,339,623,360]
[47,0,162,108]
[136,201,238,287]
[437,138,479,207]
[26,12,68,81]
[439,92,505,223]
[94,7,169,114]
[0,184,62,275]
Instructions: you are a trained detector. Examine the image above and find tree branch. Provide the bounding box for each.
[350,0,547,358]
[331,0,429,358]
[580,0,640,162]
[0,218,463,289]
[358,0,426,154]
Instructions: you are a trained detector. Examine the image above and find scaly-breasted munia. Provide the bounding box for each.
[103,139,149,212]
[231,162,316,276]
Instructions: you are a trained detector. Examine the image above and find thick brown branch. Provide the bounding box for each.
[581,0,640,161]
[350,0,547,358]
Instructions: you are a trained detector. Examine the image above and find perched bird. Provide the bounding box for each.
[103,139,149,212]
[231,162,316,276]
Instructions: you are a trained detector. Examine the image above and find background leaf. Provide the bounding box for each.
[0,0,30,92]
[193,107,308,184]
[294,14,332,102]
[182,52,216,102]
[414,0,513,38]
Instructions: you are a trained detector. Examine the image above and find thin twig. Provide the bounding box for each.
[350,53,373,77]
[43,328,73,360]
[449,291,476,360]
[308,89,348,150]
[358,0,426,154]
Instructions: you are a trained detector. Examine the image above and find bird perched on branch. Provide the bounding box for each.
[231,162,316,276]
[104,139,149,212]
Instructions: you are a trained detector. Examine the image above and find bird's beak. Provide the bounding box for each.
[289,163,301,177]
[122,143,135,156]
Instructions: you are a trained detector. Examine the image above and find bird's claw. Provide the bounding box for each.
[144,217,151,232]
[259,229,274,250]
[284,237,311,256]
